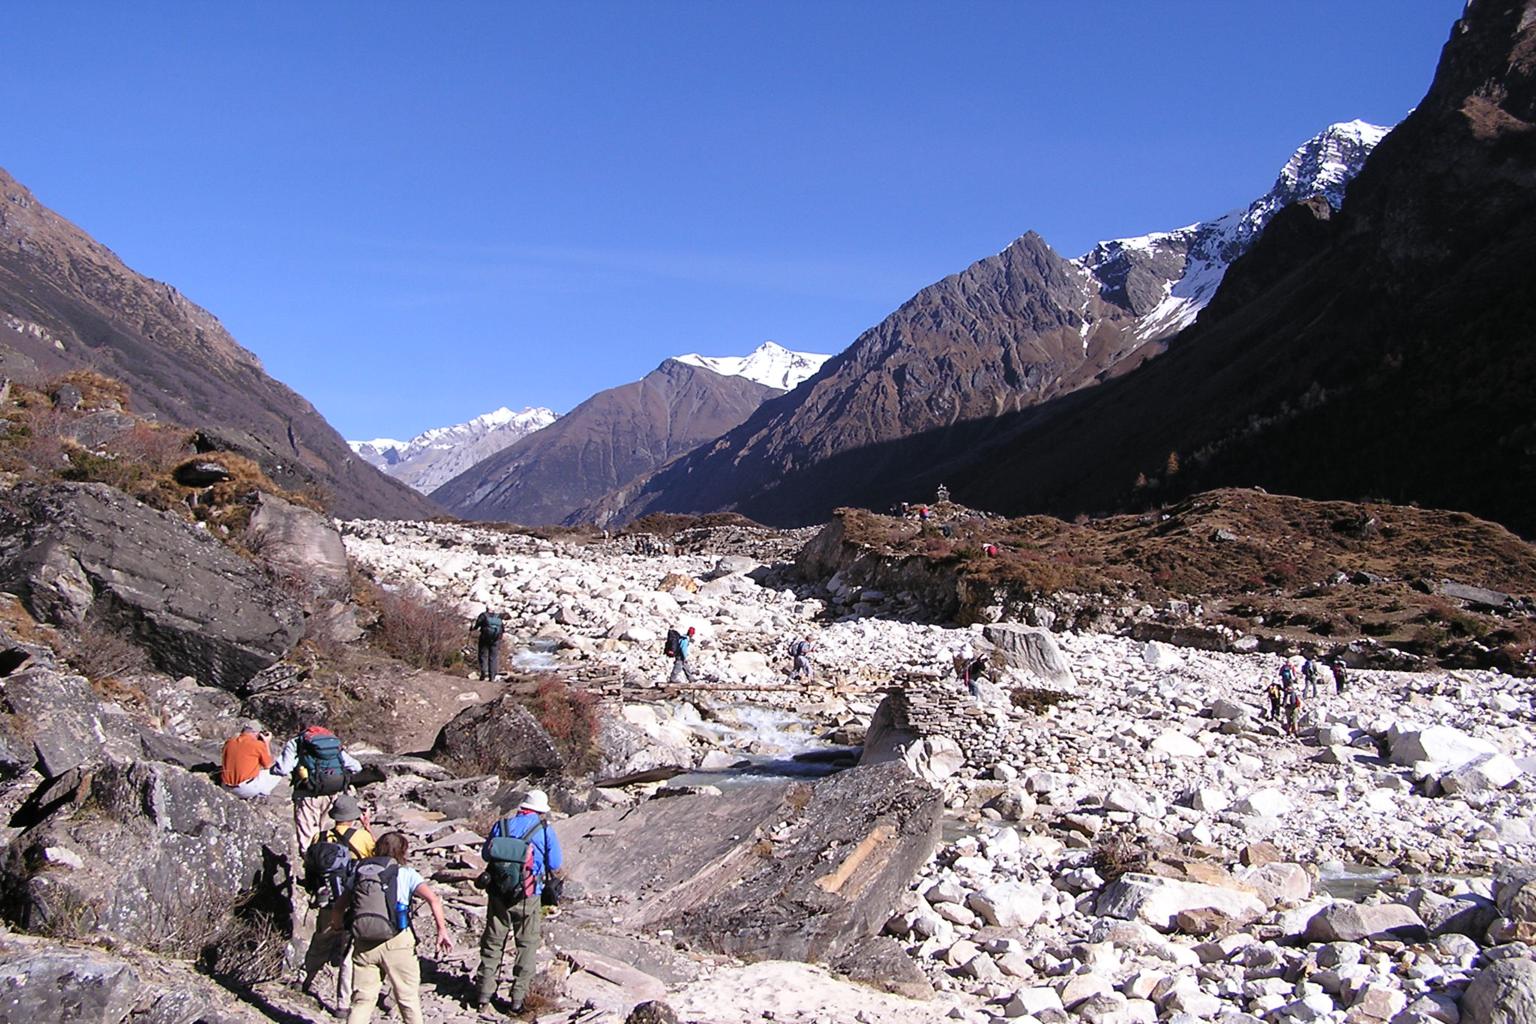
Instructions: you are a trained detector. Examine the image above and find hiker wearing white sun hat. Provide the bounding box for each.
[475,788,564,1014]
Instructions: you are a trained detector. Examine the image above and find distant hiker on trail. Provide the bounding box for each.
[666,626,697,685]
[475,789,565,1015]
[472,608,507,683]
[1302,657,1322,698]
[345,831,452,1024]
[276,723,364,855]
[221,722,282,799]
[954,645,987,698]
[301,794,376,1015]
[1283,681,1302,737]
[1332,658,1349,695]
[1265,677,1284,721]
[788,636,815,682]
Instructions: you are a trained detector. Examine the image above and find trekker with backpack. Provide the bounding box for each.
[475,789,565,1015]
[1332,658,1349,695]
[1302,657,1321,698]
[472,608,507,683]
[665,626,697,685]
[1283,682,1303,737]
[275,723,364,854]
[300,795,375,1015]
[346,831,452,1024]
[788,636,815,683]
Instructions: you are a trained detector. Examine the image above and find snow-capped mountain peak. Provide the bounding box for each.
[349,405,557,493]
[673,341,831,391]
[1076,118,1392,340]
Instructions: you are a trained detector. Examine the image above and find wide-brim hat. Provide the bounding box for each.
[519,789,551,814]
[329,794,362,821]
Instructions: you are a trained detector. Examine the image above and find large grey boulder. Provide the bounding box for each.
[0,669,140,778]
[0,933,264,1024]
[432,694,564,776]
[1462,958,1536,1024]
[0,483,304,691]
[1303,901,1427,943]
[0,944,145,1024]
[981,624,1076,688]
[1388,725,1499,770]
[1,760,287,948]
[1096,873,1266,933]
[566,760,940,975]
[245,491,350,599]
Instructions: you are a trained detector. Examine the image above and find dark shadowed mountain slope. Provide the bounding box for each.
[950,0,1536,536]
[590,122,1385,528]
[432,359,780,525]
[0,169,438,520]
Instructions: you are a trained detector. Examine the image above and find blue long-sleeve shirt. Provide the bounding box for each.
[483,811,563,894]
[675,634,690,659]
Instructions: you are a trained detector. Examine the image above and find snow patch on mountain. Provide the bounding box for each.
[350,406,558,494]
[1077,119,1390,341]
[673,341,830,391]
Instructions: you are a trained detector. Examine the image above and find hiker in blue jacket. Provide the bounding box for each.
[475,789,565,1014]
[668,626,697,685]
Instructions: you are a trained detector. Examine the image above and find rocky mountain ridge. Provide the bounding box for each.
[585,120,1387,527]
[350,405,558,494]
[0,167,437,520]
[947,0,1536,537]
[431,358,784,525]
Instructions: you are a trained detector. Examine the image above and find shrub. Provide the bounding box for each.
[370,589,465,670]
[1010,687,1072,713]
[522,675,598,773]
[66,616,151,688]
[1091,833,1148,884]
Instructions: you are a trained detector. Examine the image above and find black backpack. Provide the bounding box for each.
[347,857,402,942]
[482,613,504,642]
[303,827,359,908]
[663,628,682,658]
[297,727,349,796]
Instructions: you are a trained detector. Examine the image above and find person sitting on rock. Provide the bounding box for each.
[275,723,365,855]
[301,794,376,1015]
[471,608,507,683]
[346,831,452,1024]
[476,789,565,1015]
[788,636,815,682]
[669,626,698,685]
[220,722,282,799]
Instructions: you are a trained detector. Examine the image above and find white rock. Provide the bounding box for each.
[965,882,1045,930]
[1234,788,1292,817]
[1389,725,1499,770]
[1095,873,1266,932]
[1151,730,1205,759]
[1142,641,1182,670]
[1441,753,1522,795]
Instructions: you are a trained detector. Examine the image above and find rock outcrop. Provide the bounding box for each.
[0,483,304,691]
[1,760,286,949]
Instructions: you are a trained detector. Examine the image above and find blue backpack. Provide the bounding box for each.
[298,726,349,796]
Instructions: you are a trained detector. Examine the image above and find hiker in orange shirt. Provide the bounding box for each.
[221,722,282,799]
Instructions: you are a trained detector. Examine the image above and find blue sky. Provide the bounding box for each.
[5,2,1460,440]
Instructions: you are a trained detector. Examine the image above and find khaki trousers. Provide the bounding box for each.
[476,892,542,1007]
[348,929,421,1024]
[300,905,354,1010]
[294,792,332,854]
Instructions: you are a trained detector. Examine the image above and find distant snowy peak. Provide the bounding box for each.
[673,341,831,391]
[349,406,558,493]
[1076,119,1391,340]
